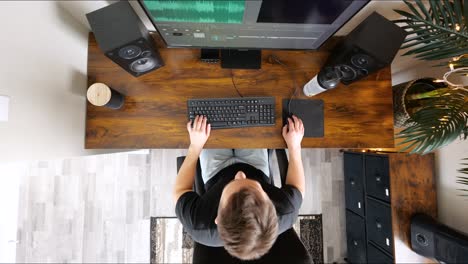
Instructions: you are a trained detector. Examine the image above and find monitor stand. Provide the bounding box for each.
[220,49,261,69]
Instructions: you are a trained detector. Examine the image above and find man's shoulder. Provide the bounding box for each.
[175,191,223,247]
[265,184,303,215]
[175,190,219,229]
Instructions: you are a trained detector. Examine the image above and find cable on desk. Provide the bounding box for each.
[268,54,299,115]
[230,69,243,97]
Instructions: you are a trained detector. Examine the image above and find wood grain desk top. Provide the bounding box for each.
[86,33,395,149]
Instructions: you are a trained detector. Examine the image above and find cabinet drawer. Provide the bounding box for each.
[365,155,390,202]
[346,210,367,263]
[366,198,393,255]
[344,153,365,216]
[367,243,393,264]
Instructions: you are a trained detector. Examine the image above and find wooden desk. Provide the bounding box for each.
[86,33,394,149]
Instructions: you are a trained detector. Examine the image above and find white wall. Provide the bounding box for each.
[436,140,468,233]
[0,1,115,164]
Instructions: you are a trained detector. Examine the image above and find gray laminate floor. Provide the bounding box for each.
[13,148,346,263]
[15,151,152,263]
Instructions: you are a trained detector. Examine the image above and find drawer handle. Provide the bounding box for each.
[350,179,355,185]
[375,174,381,182]
[375,219,382,229]
[353,240,358,246]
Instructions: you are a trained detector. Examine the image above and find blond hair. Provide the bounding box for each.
[217,188,278,260]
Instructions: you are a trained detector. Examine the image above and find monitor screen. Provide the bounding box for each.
[139,0,369,50]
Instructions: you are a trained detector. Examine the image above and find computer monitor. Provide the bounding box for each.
[139,0,369,49]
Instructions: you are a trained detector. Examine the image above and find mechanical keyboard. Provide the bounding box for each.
[187,97,275,129]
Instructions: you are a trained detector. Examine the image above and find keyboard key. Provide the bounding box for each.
[211,121,228,127]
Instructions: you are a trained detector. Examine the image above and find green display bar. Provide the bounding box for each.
[144,0,245,24]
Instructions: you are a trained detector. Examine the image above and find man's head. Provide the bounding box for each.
[215,171,278,260]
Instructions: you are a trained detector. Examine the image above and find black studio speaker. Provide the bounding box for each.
[411,214,468,263]
[323,12,406,85]
[86,1,164,77]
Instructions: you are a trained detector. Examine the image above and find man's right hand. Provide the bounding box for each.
[187,115,211,153]
[282,115,304,150]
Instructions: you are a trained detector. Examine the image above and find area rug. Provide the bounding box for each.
[150,215,323,264]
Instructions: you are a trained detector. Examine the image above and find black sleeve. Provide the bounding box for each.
[272,184,303,234]
[175,191,224,247]
[175,191,200,230]
[281,184,303,211]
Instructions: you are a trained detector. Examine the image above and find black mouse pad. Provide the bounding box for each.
[282,99,324,138]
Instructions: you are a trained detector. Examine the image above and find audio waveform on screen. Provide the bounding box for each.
[144,0,245,24]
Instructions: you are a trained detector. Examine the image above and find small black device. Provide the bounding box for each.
[411,214,468,263]
[221,49,261,69]
[86,1,164,77]
[187,97,275,129]
[320,12,406,85]
[200,49,220,63]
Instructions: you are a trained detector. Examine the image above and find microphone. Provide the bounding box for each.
[303,66,344,96]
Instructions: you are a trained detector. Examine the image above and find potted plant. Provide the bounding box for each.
[393,78,467,154]
[393,78,447,127]
[393,0,468,192]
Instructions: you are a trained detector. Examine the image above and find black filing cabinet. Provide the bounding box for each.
[367,243,393,264]
[344,152,394,263]
[365,155,390,202]
[366,198,393,254]
[346,210,367,263]
[344,154,365,216]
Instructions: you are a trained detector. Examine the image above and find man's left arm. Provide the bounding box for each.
[173,115,211,203]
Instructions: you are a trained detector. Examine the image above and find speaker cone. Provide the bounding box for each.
[337,65,357,81]
[351,54,373,68]
[130,57,157,73]
[119,45,142,59]
[416,233,429,246]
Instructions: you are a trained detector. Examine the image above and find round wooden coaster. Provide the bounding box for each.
[87,83,112,106]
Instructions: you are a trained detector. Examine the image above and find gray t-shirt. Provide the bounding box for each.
[175,163,303,247]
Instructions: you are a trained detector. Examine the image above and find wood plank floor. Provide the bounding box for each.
[14,148,346,263]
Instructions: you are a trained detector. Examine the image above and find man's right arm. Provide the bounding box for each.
[282,115,305,197]
[173,116,211,203]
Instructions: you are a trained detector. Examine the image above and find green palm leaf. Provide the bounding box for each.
[436,57,468,67]
[458,158,468,195]
[394,0,468,67]
[397,88,468,154]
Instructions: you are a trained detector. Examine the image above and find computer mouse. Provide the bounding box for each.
[282,111,295,127]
